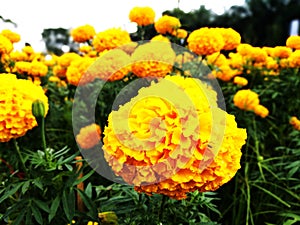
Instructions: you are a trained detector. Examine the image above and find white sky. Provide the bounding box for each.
[0,0,245,52]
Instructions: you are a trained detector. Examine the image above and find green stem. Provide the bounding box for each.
[40,117,49,163]
[13,139,27,174]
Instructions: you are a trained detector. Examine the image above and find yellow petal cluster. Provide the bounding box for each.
[131,42,176,78]
[290,116,300,131]
[71,24,96,43]
[0,34,13,54]
[0,74,48,142]
[286,35,300,49]
[103,75,247,200]
[76,123,101,149]
[187,27,225,55]
[92,28,131,53]
[1,29,21,43]
[154,15,181,35]
[216,28,241,51]
[129,6,155,26]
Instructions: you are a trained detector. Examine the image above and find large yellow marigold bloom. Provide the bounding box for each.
[76,123,101,149]
[233,89,260,111]
[286,35,300,49]
[154,15,181,35]
[71,25,96,43]
[92,28,131,53]
[216,28,241,51]
[129,6,155,26]
[103,75,247,200]
[288,50,300,68]
[1,29,21,43]
[0,34,13,54]
[0,74,48,142]
[187,27,225,56]
[84,49,131,82]
[131,41,176,78]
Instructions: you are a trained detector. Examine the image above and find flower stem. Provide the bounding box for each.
[13,139,27,174]
[39,117,49,163]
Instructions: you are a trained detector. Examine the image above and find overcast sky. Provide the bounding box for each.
[0,0,245,51]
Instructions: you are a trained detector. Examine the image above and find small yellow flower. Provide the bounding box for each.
[154,15,181,35]
[254,105,269,118]
[71,24,96,43]
[0,34,13,54]
[233,76,248,86]
[233,89,260,111]
[129,6,155,26]
[290,116,300,130]
[286,35,300,49]
[76,123,101,149]
[1,29,21,43]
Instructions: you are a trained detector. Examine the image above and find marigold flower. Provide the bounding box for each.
[1,29,21,43]
[171,28,188,39]
[216,28,241,51]
[233,76,248,86]
[233,89,260,111]
[0,73,48,142]
[58,52,81,67]
[286,35,300,49]
[290,116,300,130]
[92,28,131,53]
[131,41,176,78]
[271,46,292,58]
[79,45,93,54]
[9,51,27,61]
[66,56,96,86]
[76,123,101,149]
[154,15,181,35]
[29,60,48,77]
[0,34,13,54]
[71,24,96,43]
[129,6,155,26]
[206,52,227,67]
[22,45,34,55]
[151,35,170,43]
[187,27,225,55]
[103,75,247,200]
[254,105,269,118]
[212,65,240,82]
[288,50,300,68]
[84,49,131,83]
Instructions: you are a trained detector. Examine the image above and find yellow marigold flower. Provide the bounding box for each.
[22,45,34,55]
[206,52,227,67]
[171,28,188,39]
[286,35,300,49]
[29,60,48,77]
[9,51,27,61]
[187,27,225,55]
[84,49,131,83]
[271,46,292,58]
[0,73,48,142]
[71,24,96,43]
[212,65,240,82]
[262,46,274,56]
[79,45,92,54]
[228,52,244,70]
[58,52,81,67]
[233,89,260,111]
[14,61,31,74]
[233,76,248,86]
[92,28,131,53]
[237,43,253,57]
[154,15,181,35]
[254,105,269,118]
[250,47,268,63]
[216,27,241,51]
[66,56,96,86]
[129,6,155,26]
[288,50,300,68]
[0,34,13,54]
[131,41,176,78]
[103,75,247,200]
[290,116,300,131]
[53,65,67,78]
[1,29,21,43]
[76,123,101,149]
[151,34,170,43]
[266,56,279,70]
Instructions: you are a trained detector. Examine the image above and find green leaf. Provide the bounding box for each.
[85,182,92,199]
[62,189,75,222]
[76,188,98,218]
[31,204,43,224]
[48,196,60,223]
[33,199,49,213]
[21,180,31,194]
[73,169,95,186]
[12,209,26,225]
[0,183,23,204]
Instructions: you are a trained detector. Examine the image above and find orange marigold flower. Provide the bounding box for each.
[103,75,247,200]
[271,46,292,58]
[288,50,300,68]
[66,56,96,86]
[290,116,300,131]
[187,27,225,55]
[84,49,131,83]
[0,73,48,142]
[171,28,188,39]
[0,34,13,54]
[129,6,155,26]
[216,27,241,51]
[29,60,48,77]
[131,41,176,78]
[286,35,300,49]
[76,123,101,149]
[254,105,269,118]
[154,15,181,35]
[211,65,240,82]
[206,52,227,67]
[233,76,248,86]
[233,89,260,111]
[71,24,96,43]
[79,45,93,54]
[92,28,131,53]
[58,52,81,67]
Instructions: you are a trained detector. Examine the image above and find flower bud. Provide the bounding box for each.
[32,99,46,119]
